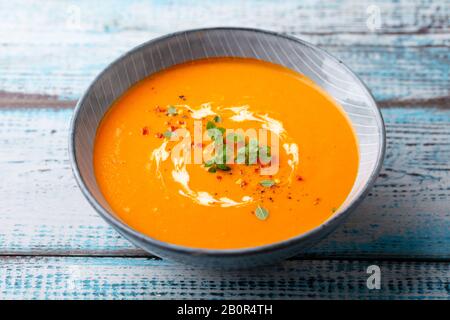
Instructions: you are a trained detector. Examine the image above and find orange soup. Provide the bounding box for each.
[94,58,359,249]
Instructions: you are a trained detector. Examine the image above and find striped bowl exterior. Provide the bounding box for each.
[69,28,385,268]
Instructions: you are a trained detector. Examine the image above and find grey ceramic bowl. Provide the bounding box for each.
[69,27,385,268]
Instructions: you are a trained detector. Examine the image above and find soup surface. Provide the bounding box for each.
[94,57,359,249]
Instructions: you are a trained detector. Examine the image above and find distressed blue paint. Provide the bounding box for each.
[0,1,448,100]
[381,108,450,123]
[0,107,448,259]
[0,0,449,300]
[0,257,449,299]
[0,43,447,102]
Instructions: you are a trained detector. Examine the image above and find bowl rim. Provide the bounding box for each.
[69,27,386,258]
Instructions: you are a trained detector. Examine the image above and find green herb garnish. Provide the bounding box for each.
[167,106,177,116]
[203,121,273,173]
[204,160,214,167]
[216,163,231,171]
[255,206,269,220]
[206,121,216,130]
[163,130,173,138]
[247,138,259,164]
[259,146,272,163]
[259,179,275,187]
[206,161,231,173]
[206,122,226,141]
[236,146,247,164]
[217,127,226,135]
[208,167,217,173]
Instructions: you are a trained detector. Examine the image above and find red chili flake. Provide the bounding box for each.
[155,106,166,113]
[296,175,304,181]
[142,127,149,135]
[178,120,185,125]
[170,125,178,131]
[216,175,223,181]
[313,198,321,205]
[179,95,186,101]
[155,133,164,139]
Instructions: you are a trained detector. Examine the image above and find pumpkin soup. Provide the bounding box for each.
[93,57,359,249]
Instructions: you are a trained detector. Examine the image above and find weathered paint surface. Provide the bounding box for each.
[0,0,448,101]
[0,108,448,259]
[0,257,449,300]
[0,0,449,299]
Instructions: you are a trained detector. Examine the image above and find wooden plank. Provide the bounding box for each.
[1,0,448,35]
[2,46,448,104]
[0,107,448,259]
[0,256,448,299]
[0,1,448,101]
[1,45,448,103]
[0,91,75,108]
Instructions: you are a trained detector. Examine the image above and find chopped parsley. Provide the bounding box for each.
[163,130,174,138]
[255,206,269,220]
[167,106,177,116]
[259,179,275,187]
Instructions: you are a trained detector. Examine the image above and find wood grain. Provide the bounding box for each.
[0,0,448,101]
[0,91,75,108]
[0,0,449,300]
[0,107,448,259]
[0,256,448,299]
[2,0,448,34]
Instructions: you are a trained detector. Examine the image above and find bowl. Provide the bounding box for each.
[69,27,385,268]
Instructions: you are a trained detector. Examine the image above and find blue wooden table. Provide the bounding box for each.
[0,0,449,299]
